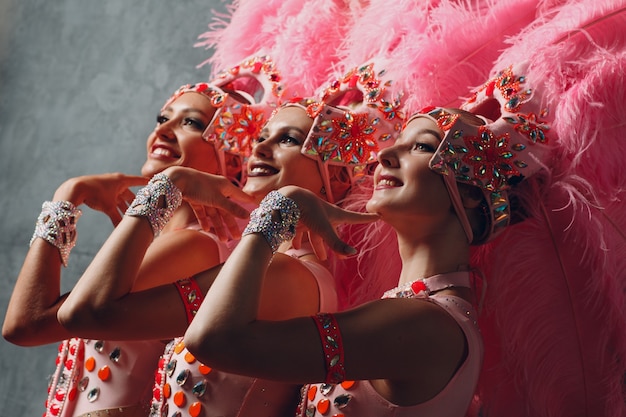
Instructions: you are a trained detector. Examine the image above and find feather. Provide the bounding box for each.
[336,0,556,114]
[471,2,626,415]
[195,0,356,97]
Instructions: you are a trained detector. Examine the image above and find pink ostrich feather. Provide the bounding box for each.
[471,2,626,416]
[330,0,564,309]
[344,0,554,114]
[195,0,356,97]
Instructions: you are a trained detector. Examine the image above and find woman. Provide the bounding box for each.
[181,63,556,416]
[57,62,405,417]
[3,55,280,417]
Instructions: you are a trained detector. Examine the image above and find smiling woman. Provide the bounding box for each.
[2,80,262,417]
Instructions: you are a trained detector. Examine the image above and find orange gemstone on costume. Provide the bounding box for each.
[317,398,330,414]
[198,364,212,375]
[307,385,318,401]
[188,401,202,417]
[184,351,196,363]
[174,341,186,354]
[163,383,171,399]
[98,365,111,381]
[173,391,186,407]
[85,357,96,372]
[340,380,355,390]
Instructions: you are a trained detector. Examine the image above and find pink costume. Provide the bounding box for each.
[44,229,232,417]
[298,272,482,417]
[149,245,338,417]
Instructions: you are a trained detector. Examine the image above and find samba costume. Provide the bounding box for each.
[42,78,267,417]
[299,272,482,417]
[148,57,407,417]
[466,2,626,416]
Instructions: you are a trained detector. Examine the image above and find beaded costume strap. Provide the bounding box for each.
[174,277,204,324]
[312,313,346,384]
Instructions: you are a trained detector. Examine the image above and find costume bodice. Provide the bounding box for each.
[297,271,483,417]
[149,244,338,417]
[45,338,165,416]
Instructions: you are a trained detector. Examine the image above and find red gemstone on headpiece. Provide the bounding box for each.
[253,62,262,74]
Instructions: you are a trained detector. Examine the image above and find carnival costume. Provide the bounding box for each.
[298,272,482,417]
[332,5,626,415]
[467,2,626,416]
[42,79,265,417]
[149,243,337,417]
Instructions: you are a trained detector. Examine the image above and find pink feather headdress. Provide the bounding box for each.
[469,1,626,416]
[334,0,559,309]
[195,0,357,98]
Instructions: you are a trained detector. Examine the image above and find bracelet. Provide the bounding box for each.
[312,313,346,384]
[125,173,182,236]
[174,277,204,324]
[30,201,82,267]
[242,190,300,253]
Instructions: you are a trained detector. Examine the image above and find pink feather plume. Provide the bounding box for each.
[195,0,357,97]
[472,1,626,415]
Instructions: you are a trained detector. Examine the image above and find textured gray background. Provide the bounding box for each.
[0,0,225,414]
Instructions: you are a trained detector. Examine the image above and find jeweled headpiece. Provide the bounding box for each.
[203,55,284,176]
[286,63,405,203]
[418,62,552,243]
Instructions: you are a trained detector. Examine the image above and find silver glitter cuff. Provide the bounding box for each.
[125,173,183,236]
[243,190,301,253]
[30,201,83,267]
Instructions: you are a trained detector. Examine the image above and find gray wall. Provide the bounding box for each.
[0,0,225,414]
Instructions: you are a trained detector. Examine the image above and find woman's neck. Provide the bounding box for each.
[395,228,470,287]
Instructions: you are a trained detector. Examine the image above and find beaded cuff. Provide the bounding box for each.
[242,190,300,253]
[125,173,182,236]
[30,200,83,267]
[312,313,346,384]
[174,277,204,324]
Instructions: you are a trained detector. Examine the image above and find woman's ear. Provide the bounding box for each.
[458,184,483,209]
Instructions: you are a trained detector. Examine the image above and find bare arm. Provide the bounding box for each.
[56,167,255,339]
[184,187,465,400]
[2,173,146,346]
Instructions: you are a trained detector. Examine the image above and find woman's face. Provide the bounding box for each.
[141,92,220,177]
[367,116,452,226]
[243,106,324,201]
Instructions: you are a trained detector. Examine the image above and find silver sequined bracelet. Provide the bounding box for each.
[125,172,183,236]
[243,190,301,253]
[30,201,83,267]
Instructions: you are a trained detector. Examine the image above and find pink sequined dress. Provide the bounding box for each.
[298,271,483,417]
[149,246,338,417]
[44,228,233,417]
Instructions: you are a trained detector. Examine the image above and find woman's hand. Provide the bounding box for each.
[53,173,148,225]
[278,185,379,260]
[162,166,256,241]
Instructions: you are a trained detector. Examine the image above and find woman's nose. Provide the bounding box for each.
[154,121,175,141]
[251,138,273,158]
[377,146,399,168]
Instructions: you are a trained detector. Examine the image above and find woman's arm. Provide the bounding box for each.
[2,173,146,346]
[56,167,253,339]
[183,187,465,392]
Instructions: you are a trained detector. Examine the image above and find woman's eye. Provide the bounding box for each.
[280,135,301,145]
[183,118,205,130]
[412,142,436,152]
[156,115,168,124]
